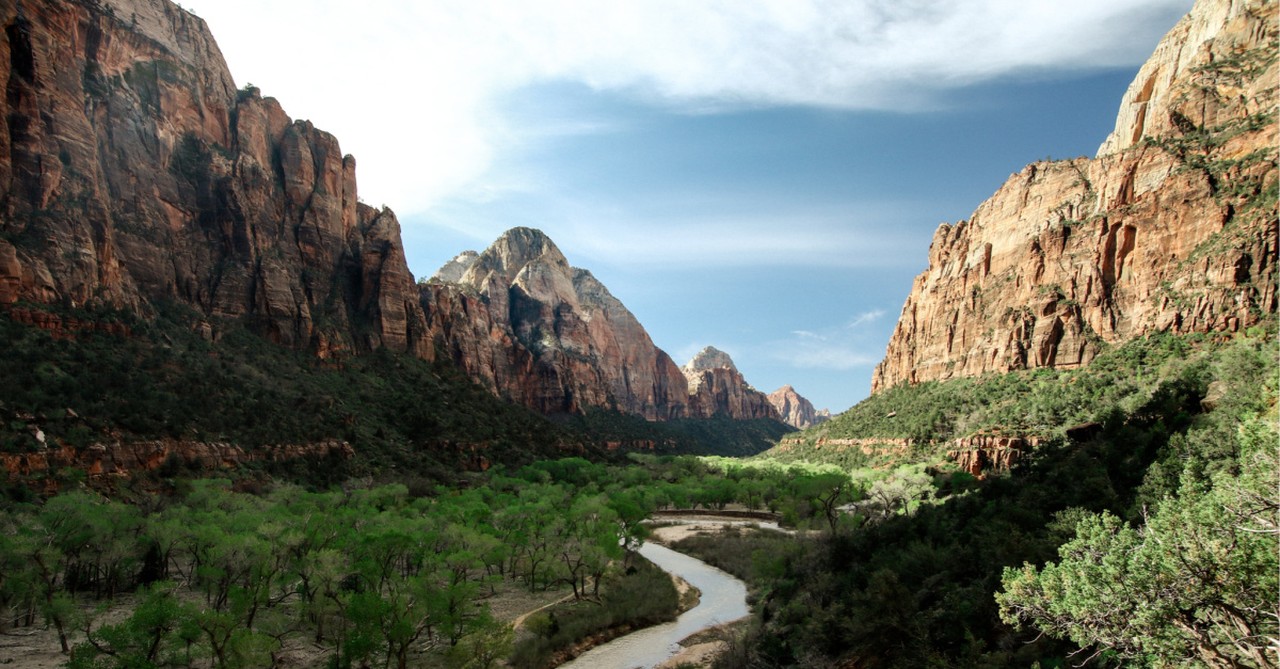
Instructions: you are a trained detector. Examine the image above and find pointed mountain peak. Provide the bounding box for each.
[683,346,738,374]
[459,227,570,289]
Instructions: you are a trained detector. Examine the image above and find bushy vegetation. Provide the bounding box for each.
[555,411,795,457]
[0,302,581,480]
[3,301,1274,669]
[715,329,1278,668]
[0,303,787,484]
[773,329,1239,461]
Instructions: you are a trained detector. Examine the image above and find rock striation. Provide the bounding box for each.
[0,0,427,357]
[873,0,1277,391]
[767,385,830,430]
[682,346,779,420]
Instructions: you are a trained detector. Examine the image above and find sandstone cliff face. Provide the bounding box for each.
[767,385,830,430]
[873,0,1277,391]
[683,346,779,420]
[0,0,427,356]
[423,228,690,419]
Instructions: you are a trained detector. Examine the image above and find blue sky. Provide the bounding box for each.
[182,0,1193,412]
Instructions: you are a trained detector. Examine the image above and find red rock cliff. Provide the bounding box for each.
[0,0,428,356]
[873,0,1277,391]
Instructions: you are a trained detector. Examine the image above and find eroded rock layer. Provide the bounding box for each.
[873,0,1277,391]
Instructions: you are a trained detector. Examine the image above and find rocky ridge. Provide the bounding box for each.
[767,385,830,430]
[872,0,1277,391]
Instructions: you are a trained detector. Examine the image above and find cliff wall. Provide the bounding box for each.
[873,0,1276,390]
[0,0,428,356]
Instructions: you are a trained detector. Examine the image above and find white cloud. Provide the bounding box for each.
[180,0,1190,213]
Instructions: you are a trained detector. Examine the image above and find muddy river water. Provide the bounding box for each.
[558,540,749,669]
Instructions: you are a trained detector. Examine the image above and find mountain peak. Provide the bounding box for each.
[455,227,570,291]
[767,385,830,430]
[683,346,738,374]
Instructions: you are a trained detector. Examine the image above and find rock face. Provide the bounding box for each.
[873,0,1277,391]
[682,346,779,420]
[767,385,830,429]
[423,228,690,419]
[423,232,785,422]
[0,0,428,356]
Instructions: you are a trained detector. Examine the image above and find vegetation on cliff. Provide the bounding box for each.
[0,303,580,486]
[0,301,784,494]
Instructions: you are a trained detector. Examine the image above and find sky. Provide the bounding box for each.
[180,0,1194,413]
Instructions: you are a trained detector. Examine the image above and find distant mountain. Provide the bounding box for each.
[681,346,779,420]
[767,385,830,430]
[423,227,690,419]
[872,0,1276,391]
[425,232,787,426]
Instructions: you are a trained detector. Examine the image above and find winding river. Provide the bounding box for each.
[558,541,749,669]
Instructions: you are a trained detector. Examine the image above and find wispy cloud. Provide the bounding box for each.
[183,0,1190,213]
[767,311,893,371]
[847,310,887,329]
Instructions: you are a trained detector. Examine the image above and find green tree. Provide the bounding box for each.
[69,582,183,669]
[998,418,1279,668]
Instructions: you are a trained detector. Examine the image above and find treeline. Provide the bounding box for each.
[0,455,866,668]
[712,331,1278,668]
[774,328,1266,462]
[1,303,788,474]
[0,303,579,478]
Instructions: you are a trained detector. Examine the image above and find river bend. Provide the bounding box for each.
[558,541,749,669]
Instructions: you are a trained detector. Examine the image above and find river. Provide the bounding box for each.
[558,541,749,669]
